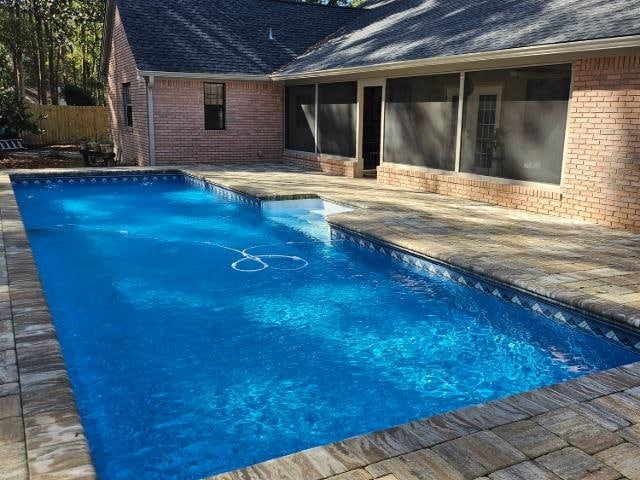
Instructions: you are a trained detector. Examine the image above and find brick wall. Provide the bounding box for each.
[562,55,640,231]
[378,54,640,232]
[377,165,563,213]
[106,7,149,166]
[283,150,357,177]
[153,79,283,164]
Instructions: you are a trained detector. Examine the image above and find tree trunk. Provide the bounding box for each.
[81,24,87,91]
[34,10,48,104]
[45,18,58,105]
[7,1,25,97]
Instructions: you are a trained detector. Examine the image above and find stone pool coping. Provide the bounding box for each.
[1,164,640,480]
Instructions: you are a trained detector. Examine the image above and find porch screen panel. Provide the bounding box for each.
[285,85,316,153]
[384,74,460,170]
[460,64,571,184]
[318,82,357,157]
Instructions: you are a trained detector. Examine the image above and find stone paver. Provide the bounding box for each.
[488,461,561,480]
[431,431,527,478]
[620,425,640,446]
[2,164,640,480]
[596,443,640,480]
[492,420,568,458]
[536,447,620,480]
[533,408,624,454]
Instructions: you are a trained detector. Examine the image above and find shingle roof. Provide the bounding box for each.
[114,0,364,76]
[276,0,640,76]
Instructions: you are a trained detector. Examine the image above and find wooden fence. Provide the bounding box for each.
[22,105,109,146]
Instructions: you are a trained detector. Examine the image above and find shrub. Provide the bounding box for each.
[0,88,40,139]
[62,84,96,106]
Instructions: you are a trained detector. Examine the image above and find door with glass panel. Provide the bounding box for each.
[465,86,502,176]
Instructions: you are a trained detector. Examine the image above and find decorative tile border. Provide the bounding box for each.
[11,172,182,185]
[330,225,640,353]
[182,173,261,208]
[10,172,263,209]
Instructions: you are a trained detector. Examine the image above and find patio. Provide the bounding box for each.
[1,162,640,479]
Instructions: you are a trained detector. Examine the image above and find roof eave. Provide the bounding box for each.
[270,35,640,80]
[137,70,272,82]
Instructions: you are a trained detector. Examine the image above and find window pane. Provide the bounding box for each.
[126,106,133,128]
[318,82,356,157]
[460,64,571,184]
[285,85,316,152]
[204,83,224,106]
[204,83,225,130]
[205,105,224,130]
[122,83,132,127]
[384,74,459,170]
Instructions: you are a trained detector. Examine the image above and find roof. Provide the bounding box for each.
[113,0,363,76]
[276,0,640,76]
[105,0,640,80]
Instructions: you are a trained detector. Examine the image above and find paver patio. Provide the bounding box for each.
[1,162,640,479]
[187,162,640,329]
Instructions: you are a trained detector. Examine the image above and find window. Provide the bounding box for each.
[122,83,132,127]
[460,64,571,184]
[317,82,357,157]
[384,74,460,170]
[285,85,316,152]
[204,83,225,130]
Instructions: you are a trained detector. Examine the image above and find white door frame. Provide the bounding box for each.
[356,78,386,177]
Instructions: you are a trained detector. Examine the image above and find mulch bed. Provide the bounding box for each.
[0,145,85,170]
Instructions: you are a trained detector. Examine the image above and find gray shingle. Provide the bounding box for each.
[115,0,364,75]
[276,0,640,76]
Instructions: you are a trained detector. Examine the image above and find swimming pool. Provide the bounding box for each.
[12,173,640,479]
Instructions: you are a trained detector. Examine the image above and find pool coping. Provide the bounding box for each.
[1,166,640,480]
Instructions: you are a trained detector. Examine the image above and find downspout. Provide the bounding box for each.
[146,75,156,166]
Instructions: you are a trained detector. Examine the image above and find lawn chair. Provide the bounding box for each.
[0,139,26,151]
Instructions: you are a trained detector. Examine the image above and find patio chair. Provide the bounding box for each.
[0,139,26,151]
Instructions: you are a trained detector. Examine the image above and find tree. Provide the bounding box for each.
[0,0,105,105]
[0,87,40,138]
[62,83,94,105]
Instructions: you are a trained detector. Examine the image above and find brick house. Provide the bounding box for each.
[101,0,640,232]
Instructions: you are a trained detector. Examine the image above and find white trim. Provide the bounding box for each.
[453,72,465,173]
[271,36,640,80]
[146,76,156,166]
[559,65,575,188]
[357,79,385,176]
[137,70,271,82]
[314,84,319,154]
[355,82,363,176]
[379,78,387,165]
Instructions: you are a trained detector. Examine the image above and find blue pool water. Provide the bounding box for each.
[13,175,640,480]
